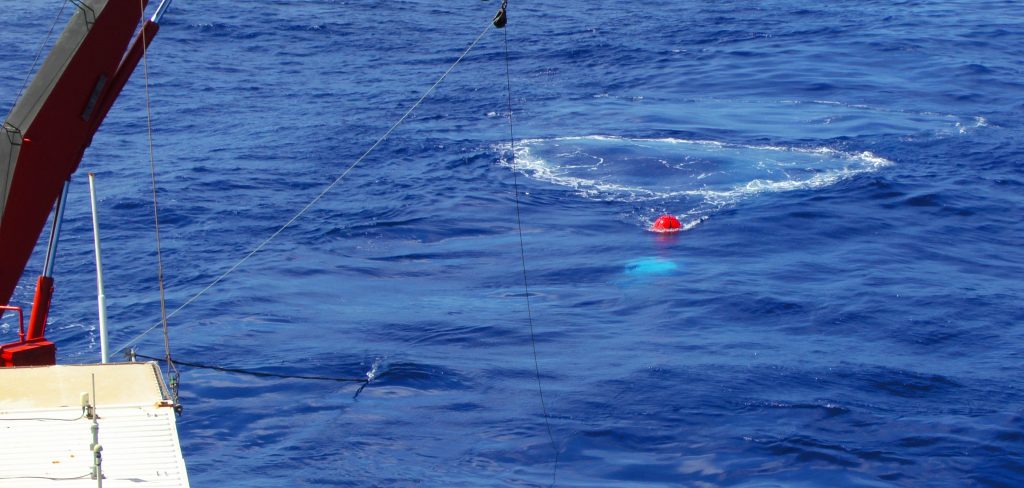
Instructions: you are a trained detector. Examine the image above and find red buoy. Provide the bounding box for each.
[651,214,682,233]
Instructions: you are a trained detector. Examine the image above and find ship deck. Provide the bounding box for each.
[0,362,189,487]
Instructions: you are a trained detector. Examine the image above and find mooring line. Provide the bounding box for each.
[114,13,497,356]
[131,352,369,383]
[497,2,560,484]
[136,0,181,409]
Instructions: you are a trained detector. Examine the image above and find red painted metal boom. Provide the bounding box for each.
[1,1,159,366]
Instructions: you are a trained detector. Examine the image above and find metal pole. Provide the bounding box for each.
[89,375,103,487]
[42,180,71,277]
[151,0,174,23]
[88,173,110,364]
[27,179,71,342]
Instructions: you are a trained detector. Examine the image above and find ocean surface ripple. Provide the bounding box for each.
[1,0,1022,486]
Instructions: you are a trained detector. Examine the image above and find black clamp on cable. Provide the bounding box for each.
[170,372,184,416]
[493,0,508,28]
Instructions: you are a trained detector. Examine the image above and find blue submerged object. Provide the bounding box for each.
[624,257,680,276]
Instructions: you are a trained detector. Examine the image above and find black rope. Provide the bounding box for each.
[132,352,370,384]
[498,4,559,485]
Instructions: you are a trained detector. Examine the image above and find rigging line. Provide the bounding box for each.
[500,10,560,486]
[132,353,369,383]
[5,0,71,120]
[114,15,497,357]
[137,0,180,403]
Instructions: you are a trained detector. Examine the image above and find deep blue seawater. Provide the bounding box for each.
[2,1,1023,486]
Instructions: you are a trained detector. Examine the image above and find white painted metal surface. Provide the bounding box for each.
[0,363,189,487]
[88,172,111,364]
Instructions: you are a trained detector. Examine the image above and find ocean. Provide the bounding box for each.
[2,0,1022,486]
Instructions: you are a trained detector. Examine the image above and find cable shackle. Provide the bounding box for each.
[493,0,508,28]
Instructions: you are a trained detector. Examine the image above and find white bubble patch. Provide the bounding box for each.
[500,135,893,209]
